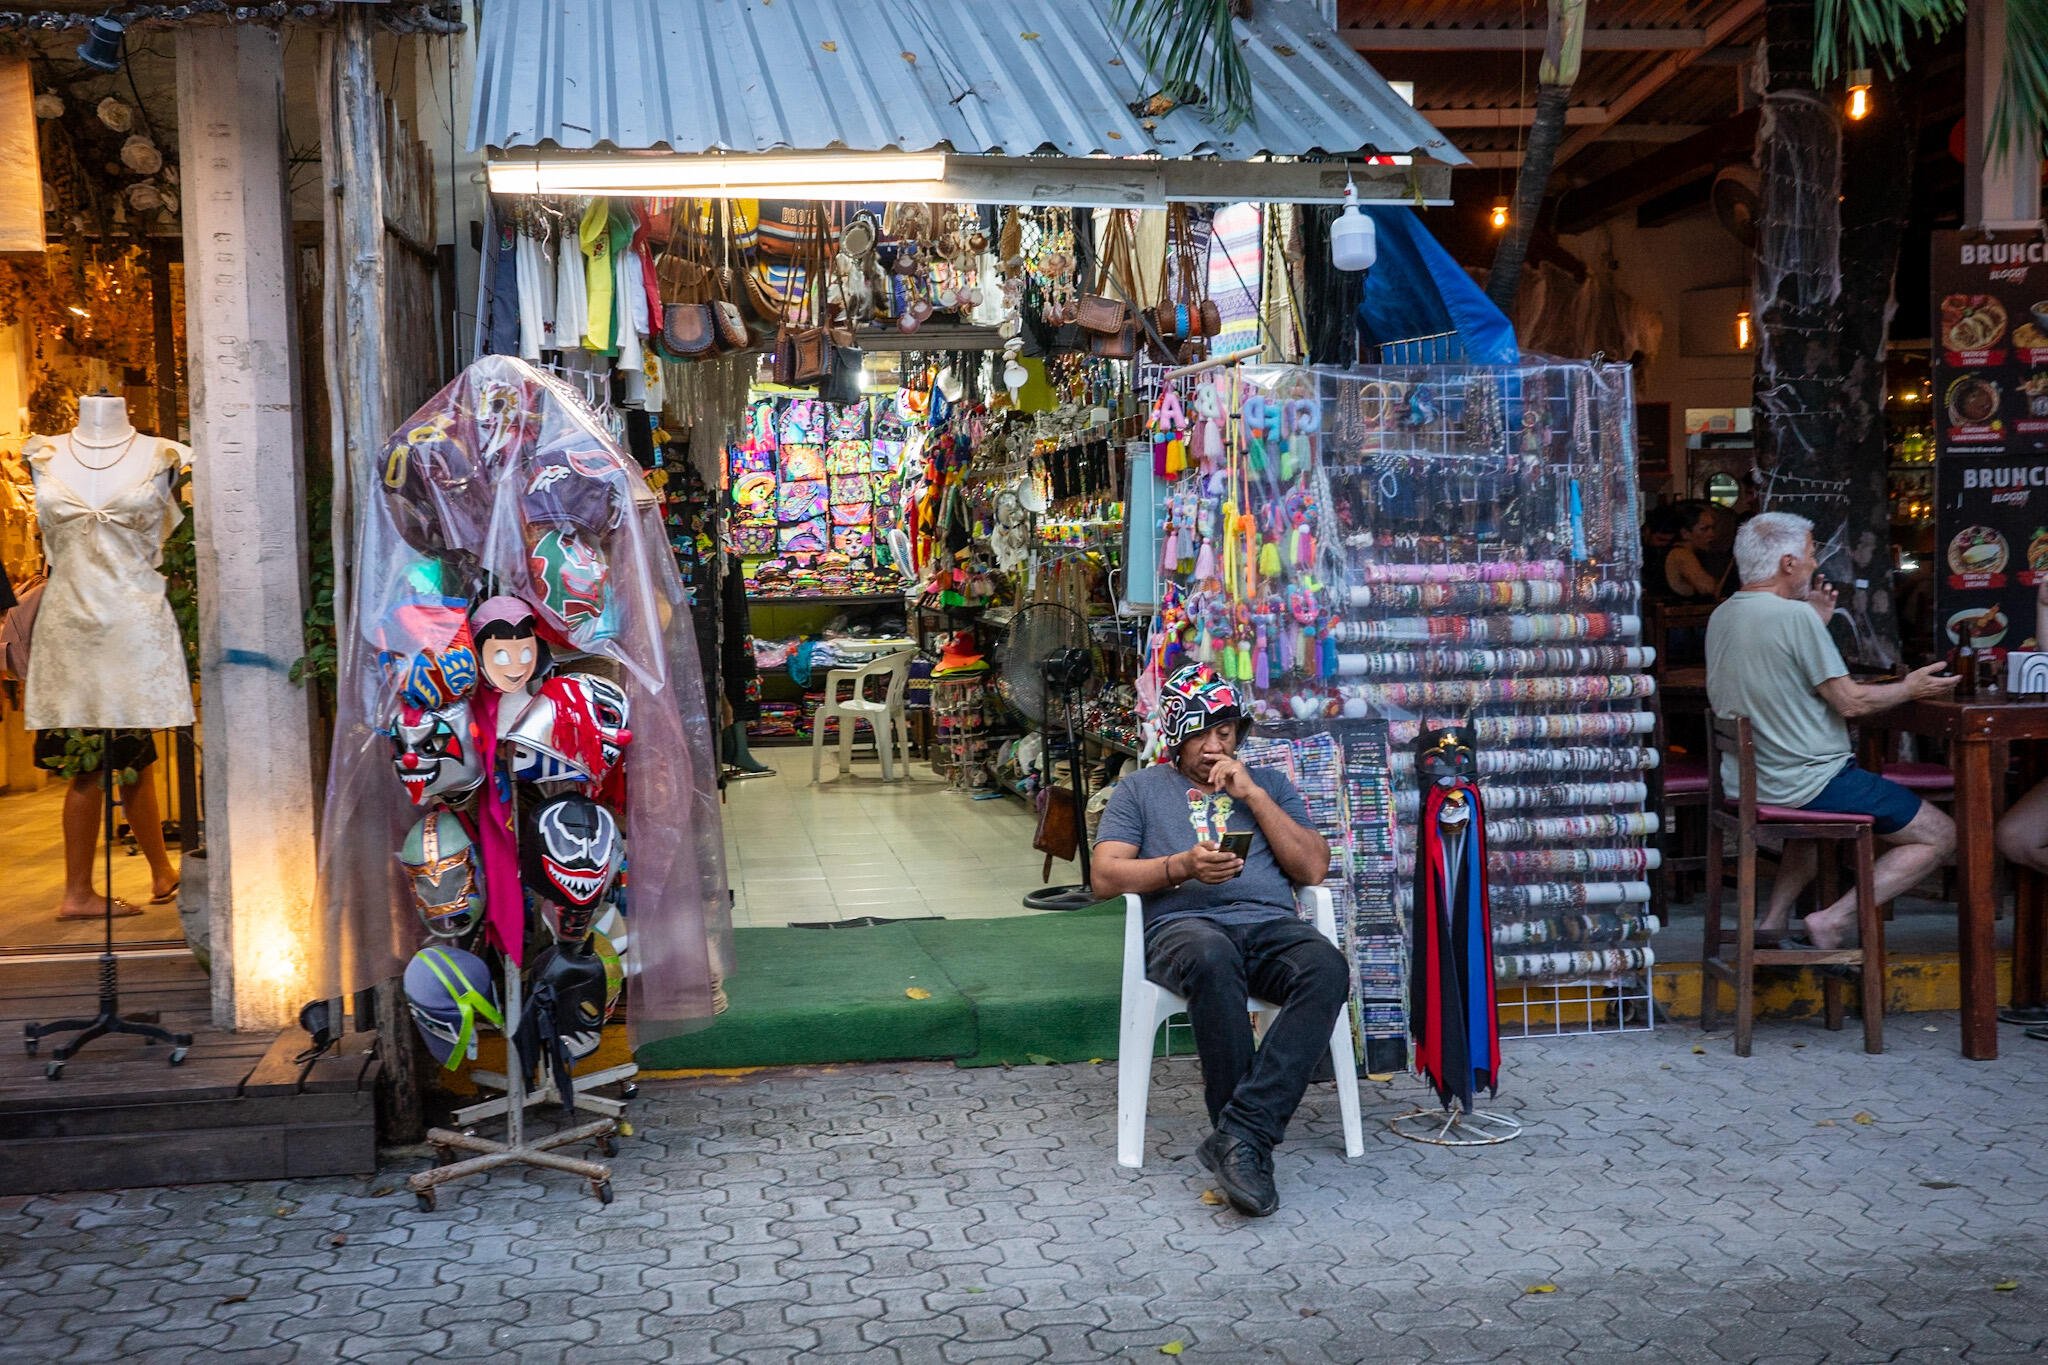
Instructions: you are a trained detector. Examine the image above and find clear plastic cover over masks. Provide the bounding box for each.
[313,356,731,1048]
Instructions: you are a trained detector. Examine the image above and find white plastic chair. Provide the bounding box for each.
[811,648,916,783]
[1116,885,1365,1169]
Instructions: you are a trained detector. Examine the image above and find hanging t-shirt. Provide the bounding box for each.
[514,228,556,360]
[580,197,615,353]
[613,207,646,371]
[479,197,521,358]
[553,222,589,354]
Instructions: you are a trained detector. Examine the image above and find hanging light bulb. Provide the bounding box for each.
[1846,71,1873,121]
[1329,179,1377,272]
[1490,199,1510,231]
[1735,309,1753,350]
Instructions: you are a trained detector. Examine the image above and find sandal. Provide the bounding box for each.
[57,898,143,920]
[149,881,180,905]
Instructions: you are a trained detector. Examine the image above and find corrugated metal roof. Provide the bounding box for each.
[469,0,1465,165]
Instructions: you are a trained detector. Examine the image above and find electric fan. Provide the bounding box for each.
[998,601,1102,911]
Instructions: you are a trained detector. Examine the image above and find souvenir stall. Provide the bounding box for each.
[310,355,730,1206]
[1138,355,1656,1090]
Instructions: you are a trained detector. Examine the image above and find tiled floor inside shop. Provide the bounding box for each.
[721,753,1069,927]
[0,782,182,951]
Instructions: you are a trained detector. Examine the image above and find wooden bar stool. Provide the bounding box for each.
[1702,716,1887,1056]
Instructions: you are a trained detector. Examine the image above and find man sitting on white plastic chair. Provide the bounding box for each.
[1091,663,1347,1217]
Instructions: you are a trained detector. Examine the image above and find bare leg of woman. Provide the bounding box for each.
[1996,777,2048,877]
[119,762,179,900]
[54,772,140,919]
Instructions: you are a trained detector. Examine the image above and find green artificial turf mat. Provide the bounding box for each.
[907,900,1126,1068]
[633,920,974,1070]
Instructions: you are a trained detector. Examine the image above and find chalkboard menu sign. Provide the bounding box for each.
[1932,231,2048,648]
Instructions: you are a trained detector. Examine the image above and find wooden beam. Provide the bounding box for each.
[1554,108,1762,235]
[1425,106,1610,128]
[1343,26,1708,52]
[1554,0,1766,168]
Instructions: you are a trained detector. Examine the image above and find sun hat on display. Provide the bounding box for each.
[1156,662,1250,749]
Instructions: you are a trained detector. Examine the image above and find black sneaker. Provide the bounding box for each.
[1196,1129,1277,1217]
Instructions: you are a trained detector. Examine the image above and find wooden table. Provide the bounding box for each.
[1881,696,2048,1060]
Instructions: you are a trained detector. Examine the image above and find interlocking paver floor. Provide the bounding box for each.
[4,1016,2047,1363]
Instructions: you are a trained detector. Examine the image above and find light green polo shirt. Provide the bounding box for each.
[1704,589,1853,807]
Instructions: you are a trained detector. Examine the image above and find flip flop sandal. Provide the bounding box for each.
[149,881,180,905]
[1999,1004,2048,1025]
[58,898,143,920]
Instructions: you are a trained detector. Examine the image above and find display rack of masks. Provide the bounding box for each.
[312,355,732,1094]
[1139,360,1656,1070]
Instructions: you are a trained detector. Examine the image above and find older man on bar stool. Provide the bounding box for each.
[1705,512,1960,948]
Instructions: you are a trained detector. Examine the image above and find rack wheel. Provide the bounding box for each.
[44,1060,63,1081]
[593,1179,614,1206]
[596,1135,618,1158]
[433,1145,456,1168]
[415,1189,437,1213]
[23,1038,36,1057]
[620,1082,639,1099]
[168,1047,188,1067]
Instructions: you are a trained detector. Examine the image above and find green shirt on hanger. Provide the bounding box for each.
[580,197,614,353]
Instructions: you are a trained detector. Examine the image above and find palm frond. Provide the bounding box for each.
[1111,0,1254,133]
[1989,0,2048,158]
[1810,0,1964,81]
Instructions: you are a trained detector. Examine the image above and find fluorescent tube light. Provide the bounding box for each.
[487,153,948,197]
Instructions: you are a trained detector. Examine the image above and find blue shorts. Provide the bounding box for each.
[1802,764,1923,836]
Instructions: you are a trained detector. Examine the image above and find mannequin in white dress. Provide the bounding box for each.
[26,395,190,920]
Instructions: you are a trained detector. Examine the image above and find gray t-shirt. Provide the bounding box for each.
[1705,589,1852,807]
[1093,762,1309,932]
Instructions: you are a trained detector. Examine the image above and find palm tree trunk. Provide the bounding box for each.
[1485,83,1571,313]
[1752,0,1914,665]
[1486,0,1586,313]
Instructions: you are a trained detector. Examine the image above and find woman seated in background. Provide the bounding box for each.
[1641,503,1684,603]
[1664,499,1732,600]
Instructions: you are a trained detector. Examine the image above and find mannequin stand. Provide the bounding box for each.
[407,952,618,1212]
[24,731,192,1080]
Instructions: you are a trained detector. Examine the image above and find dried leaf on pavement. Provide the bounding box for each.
[905,987,931,1000]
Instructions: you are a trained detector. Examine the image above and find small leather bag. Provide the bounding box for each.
[1076,209,1137,336]
[657,201,724,361]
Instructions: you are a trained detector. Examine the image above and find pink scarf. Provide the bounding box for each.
[473,688,526,964]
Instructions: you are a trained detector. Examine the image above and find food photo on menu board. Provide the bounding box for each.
[1931,231,2048,454]
[1934,457,2048,650]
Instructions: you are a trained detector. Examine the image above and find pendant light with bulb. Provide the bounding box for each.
[1329,179,1377,272]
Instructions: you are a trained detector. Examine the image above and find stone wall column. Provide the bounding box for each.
[176,26,319,1031]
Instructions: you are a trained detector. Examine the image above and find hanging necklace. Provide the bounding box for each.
[66,430,141,471]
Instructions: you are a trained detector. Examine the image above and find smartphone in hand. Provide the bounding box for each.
[1218,830,1253,862]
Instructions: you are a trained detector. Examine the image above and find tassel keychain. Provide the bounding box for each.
[1254,624,1270,691]
[1194,538,1216,583]
[1319,628,1340,681]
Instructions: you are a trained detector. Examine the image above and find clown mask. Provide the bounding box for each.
[389,699,485,806]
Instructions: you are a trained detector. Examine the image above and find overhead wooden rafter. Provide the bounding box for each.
[1550,0,1765,167]
[1344,26,1708,52]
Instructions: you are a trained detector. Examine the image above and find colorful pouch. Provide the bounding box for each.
[735,524,777,554]
[779,444,826,482]
[831,502,872,527]
[829,473,874,506]
[832,525,877,554]
[829,402,869,441]
[780,520,828,553]
[778,398,824,446]
[730,443,776,475]
[868,440,902,474]
[778,479,827,521]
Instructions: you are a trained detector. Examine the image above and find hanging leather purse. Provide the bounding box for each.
[657,200,725,361]
[1075,209,1136,336]
[786,204,837,385]
[1089,319,1138,360]
[1033,785,1080,868]
[710,200,751,350]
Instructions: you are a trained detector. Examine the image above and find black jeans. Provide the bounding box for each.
[1145,913,1351,1153]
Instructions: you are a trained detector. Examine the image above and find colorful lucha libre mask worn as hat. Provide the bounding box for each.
[397,810,485,939]
[400,621,479,710]
[558,671,632,773]
[526,527,615,646]
[402,944,503,1069]
[521,792,622,910]
[380,410,488,553]
[519,443,630,535]
[1156,663,1249,749]
[389,699,485,806]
